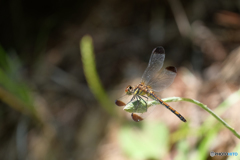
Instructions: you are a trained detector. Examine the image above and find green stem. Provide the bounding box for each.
[80,35,115,115]
[124,97,240,139]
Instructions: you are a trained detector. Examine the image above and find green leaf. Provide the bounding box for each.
[175,140,190,160]
[0,45,36,118]
[123,99,148,113]
[118,121,169,159]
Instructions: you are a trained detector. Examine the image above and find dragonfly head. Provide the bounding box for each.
[125,85,134,95]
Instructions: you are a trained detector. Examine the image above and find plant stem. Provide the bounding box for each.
[80,35,115,115]
[124,97,240,139]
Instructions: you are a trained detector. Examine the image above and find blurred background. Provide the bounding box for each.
[0,0,240,159]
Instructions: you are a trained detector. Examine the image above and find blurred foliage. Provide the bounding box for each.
[119,122,169,159]
[1,0,240,159]
[171,88,240,160]
[175,140,190,160]
[80,35,115,115]
[0,45,37,119]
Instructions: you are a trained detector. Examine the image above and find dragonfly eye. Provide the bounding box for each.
[125,85,133,95]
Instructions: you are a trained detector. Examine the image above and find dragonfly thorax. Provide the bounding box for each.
[125,85,135,95]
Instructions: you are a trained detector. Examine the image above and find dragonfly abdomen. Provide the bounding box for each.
[148,93,187,122]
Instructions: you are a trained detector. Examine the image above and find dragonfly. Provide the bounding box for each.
[115,46,186,122]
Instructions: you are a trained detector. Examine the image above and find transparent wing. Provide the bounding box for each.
[131,105,157,122]
[141,47,165,84]
[147,66,177,92]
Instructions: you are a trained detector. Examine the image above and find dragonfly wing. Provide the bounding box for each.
[141,47,165,84]
[147,66,177,92]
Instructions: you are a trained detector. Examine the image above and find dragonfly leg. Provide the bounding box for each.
[136,96,140,109]
[135,96,147,112]
[138,96,148,111]
[130,95,136,101]
[141,95,149,102]
[126,95,136,105]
